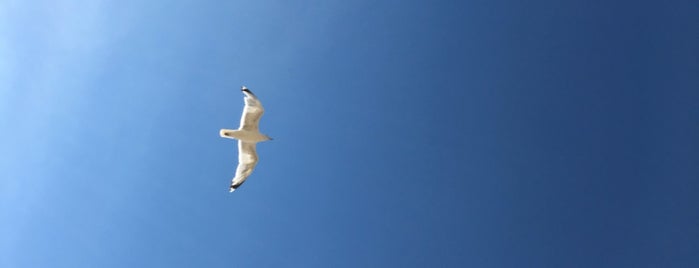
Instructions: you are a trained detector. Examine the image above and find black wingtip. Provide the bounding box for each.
[241,86,251,93]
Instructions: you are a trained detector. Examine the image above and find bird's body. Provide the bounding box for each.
[220,86,271,192]
[220,129,270,143]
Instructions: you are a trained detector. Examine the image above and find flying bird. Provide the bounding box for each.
[220,86,272,192]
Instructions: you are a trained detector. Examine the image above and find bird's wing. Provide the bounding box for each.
[239,88,264,131]
[230,141,259,192]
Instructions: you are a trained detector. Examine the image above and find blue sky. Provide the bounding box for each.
[1,0,698,267]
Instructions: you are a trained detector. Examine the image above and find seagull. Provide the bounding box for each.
[220,86,272,192]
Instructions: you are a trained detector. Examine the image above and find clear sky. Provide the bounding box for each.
[1,0,698,267]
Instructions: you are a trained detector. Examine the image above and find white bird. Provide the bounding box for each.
[220,86,272,192]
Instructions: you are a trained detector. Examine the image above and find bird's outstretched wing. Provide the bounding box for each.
[230,141,258,192]
[239,86,265,131]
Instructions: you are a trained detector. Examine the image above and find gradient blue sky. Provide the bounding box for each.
[1,0,698,267]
